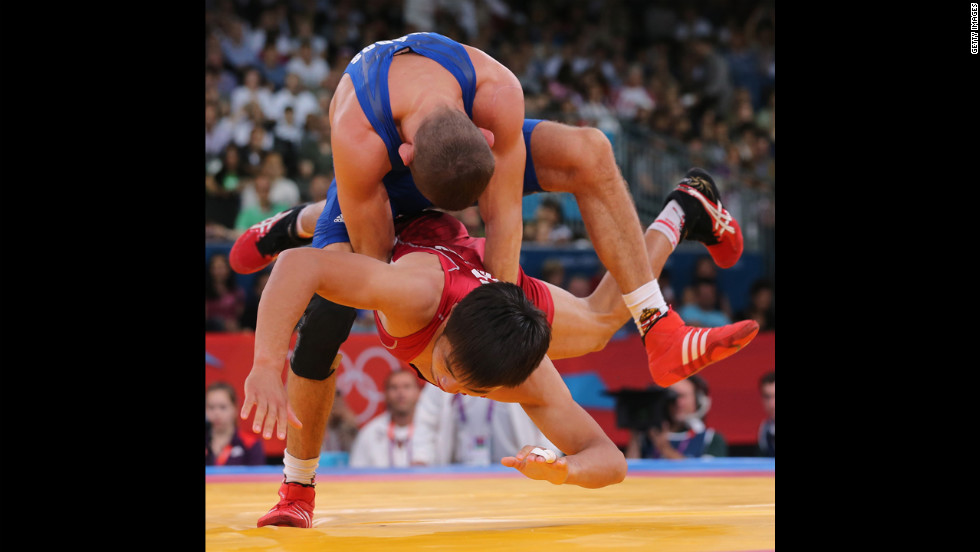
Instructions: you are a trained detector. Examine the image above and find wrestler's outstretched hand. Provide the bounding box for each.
[240,367,302,440]
[501,445,568,485]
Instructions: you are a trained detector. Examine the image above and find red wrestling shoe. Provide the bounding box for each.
[229,204,312,274]
[665,168,744,268]
[640,308,759,388]
[256,480,315,528]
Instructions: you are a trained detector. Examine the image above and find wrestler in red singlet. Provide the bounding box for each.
[374,211,554,365]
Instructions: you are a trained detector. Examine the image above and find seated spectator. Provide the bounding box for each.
[241,127,273,178]
[240,152,300,211]
[736,278,775,331]
[287,39,330,92]
[348,370,422,468]
[230,67,275,120]
[530,196,573,244]
[206,381,265,465]
[625,376,727,459]
[258,44,287,91]
[205,253,246,332]
[270,72,319,127]
[235,174,293,233]
[614,64,655,121]
[677,278,732,328]
[539,259,566,288]
[205,102,234,160]
[239,268,272,331]
[206,145,244,240]
[757,371,775,457]
[219,17,260,75]
[322,389,360,454]
[411,383,560,466]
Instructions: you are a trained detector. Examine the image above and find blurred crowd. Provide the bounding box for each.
[207,367,774,465]
[205,0,775,333]
[204,0,776,460]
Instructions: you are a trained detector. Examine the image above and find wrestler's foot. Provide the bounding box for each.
[229,204,312,274]
[665,168,744,268]
[256,480,315,528]
[640,308,759,387]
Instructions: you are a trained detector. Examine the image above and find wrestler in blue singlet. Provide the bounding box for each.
[314,32,545,248]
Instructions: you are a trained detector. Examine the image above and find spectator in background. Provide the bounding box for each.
[205,102,234,159]
[239,268,272,331]
[259,43,288,91]
[757,371,775,457]
[289,16,328,59]
[205,146,243,241]
[677,278,732,328]
[207,381,265,465]
[530,196,573,244]
[241,126,272,178]
[308,173,332,203]
[287,39,330,92]
[349,370,422,468]
[270,72,320,127]
[298,111,334,177]
[736,278,774,331]
[235,174,292,233]
[231,67,275,120]
[205,252,246,332]
[274,106,304,149]
[539,258,565,289]
[625,376,727,460]
[681,256,732,318]
[412,382,560,467]
[614,64,655,121]
[220,17,260,76]
[567,275,594,298]
[232,101,273,152]
[322,389,360,454]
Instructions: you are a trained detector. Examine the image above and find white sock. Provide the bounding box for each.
[283,450,319,485]
[649,200,685,250]
[295,208,314,238]
[623,280,668,334]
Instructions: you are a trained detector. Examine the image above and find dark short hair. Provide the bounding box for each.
[759,371,775,389]
[410,108,494,211]
[443,282,551,390]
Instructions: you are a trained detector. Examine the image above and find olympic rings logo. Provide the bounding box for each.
[335,346,404,425]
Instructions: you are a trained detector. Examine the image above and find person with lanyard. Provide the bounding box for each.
[411,382,559,466]
[348,369,422,468]
[206,382,265,466]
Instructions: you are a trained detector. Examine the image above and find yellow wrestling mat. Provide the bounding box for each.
[205,459,774,551]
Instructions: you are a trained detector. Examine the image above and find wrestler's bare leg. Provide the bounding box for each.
[528,121,654,297]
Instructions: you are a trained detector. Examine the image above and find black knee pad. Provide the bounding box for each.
[290,294,357,380]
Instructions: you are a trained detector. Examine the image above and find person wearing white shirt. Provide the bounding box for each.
[412,382,560,467]
[270,73,319,126]
[349,370,422,468]
[286,39,330,92]
[230,68,275,120]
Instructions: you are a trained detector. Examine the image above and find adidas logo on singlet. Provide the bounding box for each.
[333,214,344,223]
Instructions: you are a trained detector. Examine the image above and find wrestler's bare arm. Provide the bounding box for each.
[330,77,397,262]
[252,249,438,370]
[491,357,628,488]
[468,47,526,284]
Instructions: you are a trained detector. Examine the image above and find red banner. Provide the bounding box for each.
[205,331,774,458]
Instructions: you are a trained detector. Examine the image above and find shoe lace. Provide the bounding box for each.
[251,210,289,234]
[702,199,735,237]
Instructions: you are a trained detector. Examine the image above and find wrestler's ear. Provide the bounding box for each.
[479,128,494,148]
[399,143,415,166]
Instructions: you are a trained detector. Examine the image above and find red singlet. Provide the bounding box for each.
[374,212,555,364]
